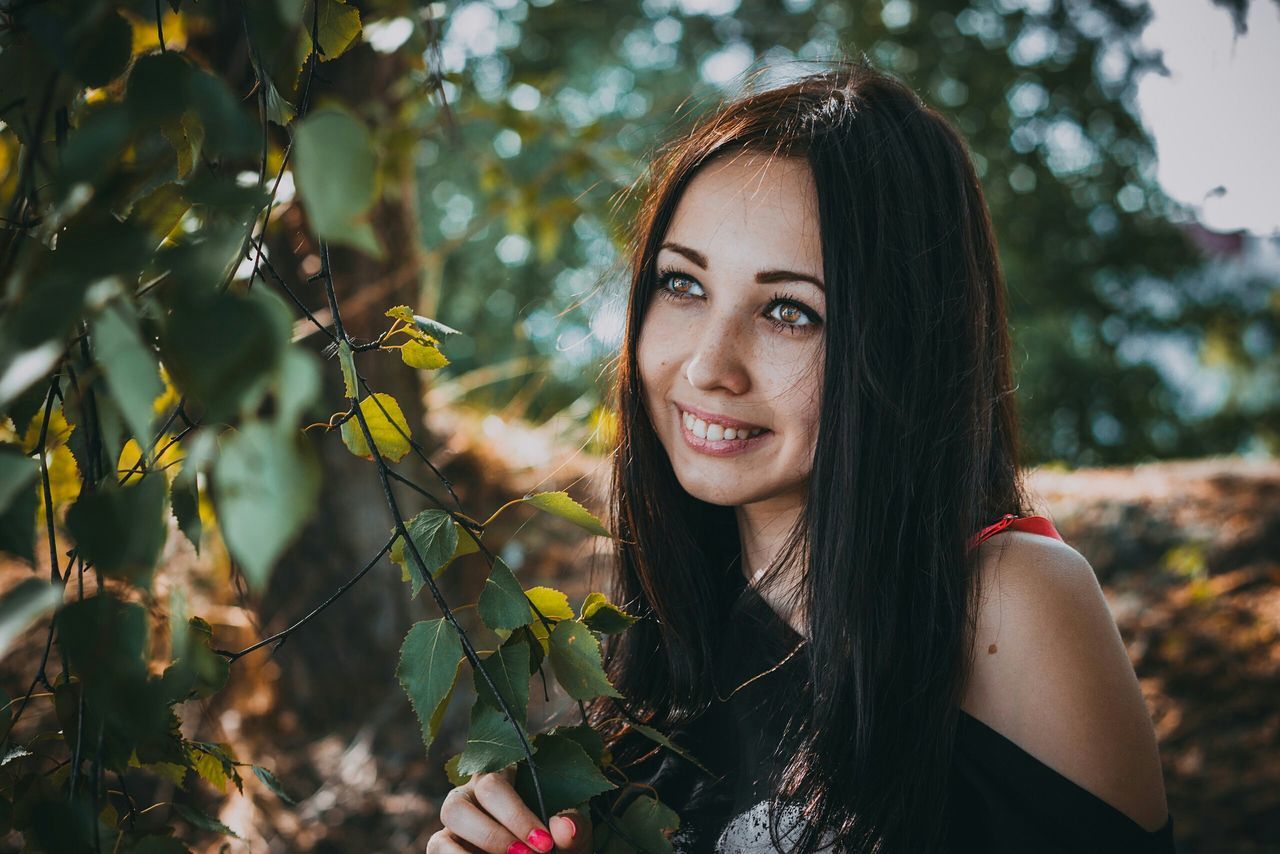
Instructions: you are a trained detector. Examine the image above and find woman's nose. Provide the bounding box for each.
[684,313,751,395]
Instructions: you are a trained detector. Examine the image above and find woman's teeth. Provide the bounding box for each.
[682,410,765,440]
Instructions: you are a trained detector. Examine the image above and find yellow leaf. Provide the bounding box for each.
[524,586,572,655]
[401,338,449,370]
[384,305,415,323]
[142,761,188,786]
[340,393,411,462]
[117,434,183,485]
[192,749,228,792]
[153,363,181,415]
[454,525,481,561]
[20,403,73,455]
[36,445,81,529]
[125,7,186,54]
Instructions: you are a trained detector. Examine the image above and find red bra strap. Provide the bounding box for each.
[966,513,1064,552]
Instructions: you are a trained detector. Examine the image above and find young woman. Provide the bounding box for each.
[428,61,1175,854]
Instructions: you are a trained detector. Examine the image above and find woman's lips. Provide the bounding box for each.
[677,408,773,457]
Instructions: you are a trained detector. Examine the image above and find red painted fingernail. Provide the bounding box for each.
[553,814,578,839]
[507,843,533,854]
[527,828,554,852]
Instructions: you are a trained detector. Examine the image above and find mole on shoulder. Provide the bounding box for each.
[987,643,998,655]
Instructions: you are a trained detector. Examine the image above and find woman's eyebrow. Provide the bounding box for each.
[659,241,825,291]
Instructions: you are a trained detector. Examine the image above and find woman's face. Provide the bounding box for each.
[637,151,826,508]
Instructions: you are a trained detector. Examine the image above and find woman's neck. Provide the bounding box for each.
[735,491,809,636]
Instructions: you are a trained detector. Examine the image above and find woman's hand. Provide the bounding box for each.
[428,766,592,853]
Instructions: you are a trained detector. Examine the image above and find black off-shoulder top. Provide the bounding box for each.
[630,517,1177,853]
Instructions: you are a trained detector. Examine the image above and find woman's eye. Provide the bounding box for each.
[766,298,822,334]
[656,270,704,298]
[769,303,810,326]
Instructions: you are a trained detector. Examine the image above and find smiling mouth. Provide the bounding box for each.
[675,406,773,457]
[679,407,768,440]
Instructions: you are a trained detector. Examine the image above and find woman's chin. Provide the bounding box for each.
[672,470,764,507]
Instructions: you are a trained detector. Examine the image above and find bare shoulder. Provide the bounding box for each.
[960,531,1170,833]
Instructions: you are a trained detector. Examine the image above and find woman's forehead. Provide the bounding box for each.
[661,152,823,273]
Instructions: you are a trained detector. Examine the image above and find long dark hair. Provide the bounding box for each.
[585,58,1032,853]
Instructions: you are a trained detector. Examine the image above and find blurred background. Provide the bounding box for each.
[2,0,1277,851]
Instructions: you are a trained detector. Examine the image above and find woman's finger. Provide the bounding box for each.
[469,771,556,854]
[549,809,592,853]
[439,787,526,854]
[426,828,486,853]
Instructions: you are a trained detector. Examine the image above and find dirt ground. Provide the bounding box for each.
[2,422,1276,852]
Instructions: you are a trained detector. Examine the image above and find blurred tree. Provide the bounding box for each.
[412,0,1278,466]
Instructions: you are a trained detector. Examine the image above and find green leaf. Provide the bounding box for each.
[523,491,610,537]
[172,803,240,838]
[157,283,290,424]
[252,765,296,805]
[390,520,473,587]
[125,52,190,124]
[187,69,258,159]
[597,792,680,854]
[58,596,173,752]
[578,592,640,635]
[455,696,528,777]
[473,638,530,724]
[547,619,622,701]
[337,341,357,398]
[389,509,458,597]
[70,10,133,88]
[0,443,39,514]
[546,723,605,766]
[630,723,714,777]
[0,475,37,563]
[513,733,615,817]
[444,752,469,786]
[0,579,62,661]
[477,557,531,632]
[508,625,546,675]
[340,392,411,463]
[138,760,188,786]
[292,107,381,256]
[410,314,463,338]
[212,421,321,592]
[396,619,464,752]
[170,464,202,554]
[264,73,297,127]
[272,346,323,428]
[65,477,168,588]
[311,0,363,61]
[127,181,192,240]
[161,617,229,702]
[90,301,164,451]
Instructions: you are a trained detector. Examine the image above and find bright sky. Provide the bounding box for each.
[1133,0,1280,236]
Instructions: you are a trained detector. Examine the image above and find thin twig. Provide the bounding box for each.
[155,0,166,52]
[35,372,63,584]
[254,252,337,344]
[215,534,396,662]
